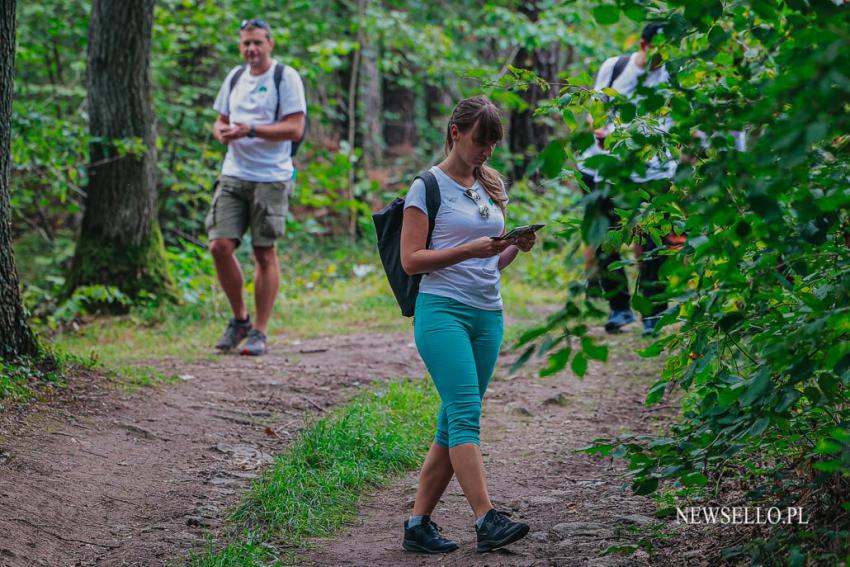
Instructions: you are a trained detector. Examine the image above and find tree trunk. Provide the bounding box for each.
[346,0,365,239]
[508,3,560,180]
[360,42,383,168]
[382,76,417,156]
[0,0,41,361]
[66,0,173,304]
[426,84,453,127]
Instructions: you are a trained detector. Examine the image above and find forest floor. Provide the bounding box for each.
[0,319,720,566]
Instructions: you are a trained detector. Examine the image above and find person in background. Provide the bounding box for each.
[578,24,674,336]
[207,19,306,355]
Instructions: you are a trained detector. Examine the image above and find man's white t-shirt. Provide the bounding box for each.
[579,53,677,183]
[404,166,507,311]
[213,60,306,182]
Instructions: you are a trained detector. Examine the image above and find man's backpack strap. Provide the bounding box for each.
[229,65,247,92]
[414,170,441,249]
[607,55,631,89]
[273,62,307,156]
[273,62,285,120]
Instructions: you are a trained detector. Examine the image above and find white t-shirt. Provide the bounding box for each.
[579,53,677,183]
[213,60,307,182]
[404,166,507,311]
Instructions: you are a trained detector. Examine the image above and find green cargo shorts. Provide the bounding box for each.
[205,176,294,247]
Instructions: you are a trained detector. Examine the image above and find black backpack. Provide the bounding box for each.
[603,55,631,98]
[373,170,441,317]
[229,62,307,157]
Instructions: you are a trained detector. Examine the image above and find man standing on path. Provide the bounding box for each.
[578,24,675,336]
[207,19,306,355]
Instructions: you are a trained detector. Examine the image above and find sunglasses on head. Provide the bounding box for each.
[240,19,270,30]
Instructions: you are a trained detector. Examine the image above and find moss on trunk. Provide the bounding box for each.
[64,224,176,308]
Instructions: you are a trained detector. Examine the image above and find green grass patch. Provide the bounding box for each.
[0,349,96,402]
[108,365,183,393]
[50,241,566,369]
[189,377,440,566]
[0,347,176,403]
[52,273,407,366]
[0,359,54,401]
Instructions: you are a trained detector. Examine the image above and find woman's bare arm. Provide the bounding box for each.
[400,207,509,275]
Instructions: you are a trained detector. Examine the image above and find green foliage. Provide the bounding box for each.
[507,0,850,562]
[501,177,581,286]
[0,357,60,401]
[11,2,89,240]
[189,378,439,565]
[53,285,130,323]
[0,347,96,402]
[12,0,629,256]
[64,224,176,306]
[13,4,848,562]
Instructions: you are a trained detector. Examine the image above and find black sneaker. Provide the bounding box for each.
[215,317,252,351]
[403,517,459,554]
[475,509,529,553]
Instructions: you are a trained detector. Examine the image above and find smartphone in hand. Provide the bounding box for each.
[492,224,545,241]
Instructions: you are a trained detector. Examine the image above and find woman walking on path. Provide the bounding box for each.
[399,95,536,554]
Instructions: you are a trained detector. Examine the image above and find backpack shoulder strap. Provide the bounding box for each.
[229,65,247,92]
[273,62,285,120]
[414,170,441,248]
[607,55,631,89]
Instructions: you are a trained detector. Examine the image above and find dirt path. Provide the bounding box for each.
[0,333,425,566]
[307,331,695,566]
[0,325,704,566]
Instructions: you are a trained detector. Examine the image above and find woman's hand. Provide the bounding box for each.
[513,232,536,252]
[463,237,511,259]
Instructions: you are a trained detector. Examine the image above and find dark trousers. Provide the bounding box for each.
[581,171,668,316]
[636,237,669,318]
[582,172,631,311]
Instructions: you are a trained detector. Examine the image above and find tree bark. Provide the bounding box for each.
[0,0,41,361]
[346,0,367,239]
[66,0,173,304]
[425,84,453,127]
[508,2,561,180]
[382,76,417,155]
[360,42,383,168]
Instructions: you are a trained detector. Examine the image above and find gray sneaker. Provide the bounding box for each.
[215,318,252,351]
[240,329,268,356]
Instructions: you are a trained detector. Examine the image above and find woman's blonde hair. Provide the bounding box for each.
[444,95,507,212]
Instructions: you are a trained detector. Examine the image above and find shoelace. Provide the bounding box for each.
[424,520,444,535]
[491,510,514,527]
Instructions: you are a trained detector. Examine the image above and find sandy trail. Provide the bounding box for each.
[307,331,691,566]
[0,326,703,566]
[0,333,424,566]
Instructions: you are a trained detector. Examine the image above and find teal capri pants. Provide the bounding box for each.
[414,293,504,448]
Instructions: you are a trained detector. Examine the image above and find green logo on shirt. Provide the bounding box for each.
[259,85,268,93]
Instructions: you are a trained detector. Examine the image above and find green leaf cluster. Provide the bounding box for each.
[518,0,850,561]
